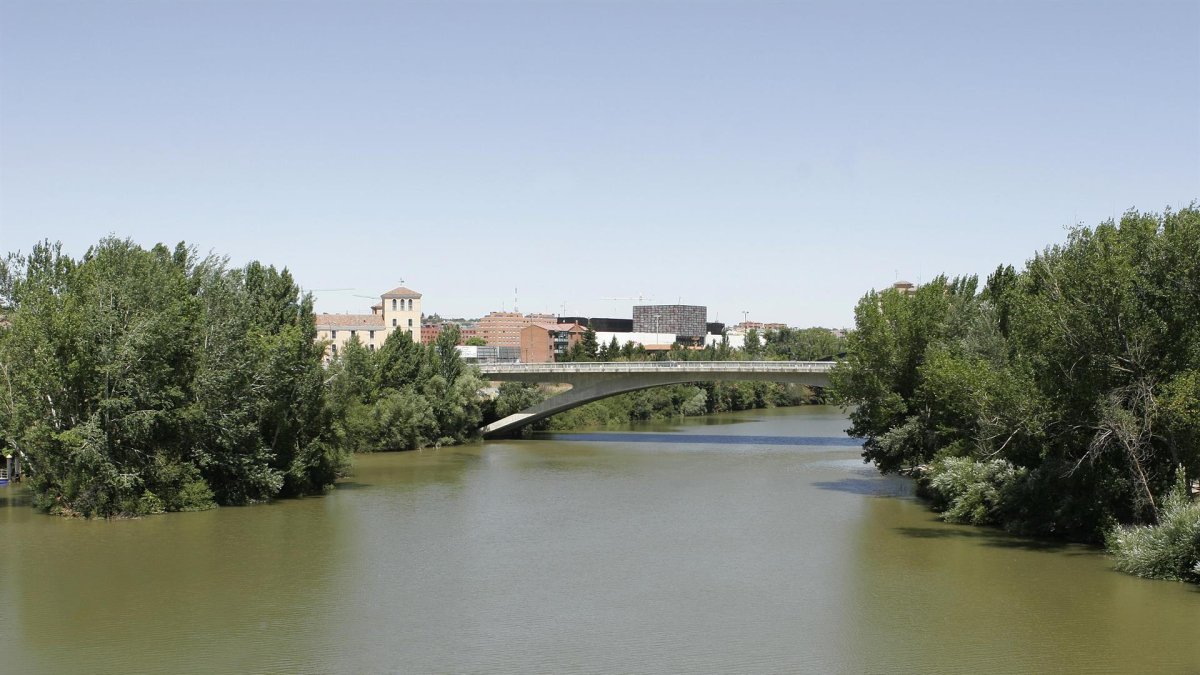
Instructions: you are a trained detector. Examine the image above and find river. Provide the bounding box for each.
[1,406,1197,674]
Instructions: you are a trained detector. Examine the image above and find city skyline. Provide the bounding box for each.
[2,1,1197,327]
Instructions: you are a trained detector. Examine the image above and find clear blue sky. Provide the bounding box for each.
[2,0,1197,327]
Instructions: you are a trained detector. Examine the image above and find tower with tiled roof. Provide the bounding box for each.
[381,286,422,335]
[314,285,423,362]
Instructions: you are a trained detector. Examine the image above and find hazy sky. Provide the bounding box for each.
[2,0,1197,327]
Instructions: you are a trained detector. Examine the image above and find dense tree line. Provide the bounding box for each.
[0,239,347,516]
[492,325,839,431]
[546,381,813,429]
[0,238,488,518]
[761,327,845,361]
[832,206,1200,581]
[560,327,845,363]
[490,380,816,432]
[323,325,484,452]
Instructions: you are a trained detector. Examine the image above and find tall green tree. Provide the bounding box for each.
[743,328,762,358]
[0,238,347,516]
[833,206,1200,549]
[580,328,599,360]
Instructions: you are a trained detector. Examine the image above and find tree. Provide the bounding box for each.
[764,327,845,361]
[832,206,1200,551]
[0,238,348,516]
[330,322,484,452]
[580,328,599,360]
[743,328,762,358]
[492,382,547,418]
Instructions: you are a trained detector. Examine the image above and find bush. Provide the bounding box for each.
[1106,474,1200,582]
[924,457,1028,526]
[681,389,708,416]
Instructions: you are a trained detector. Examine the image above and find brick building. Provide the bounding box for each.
[520,322,586,363]
[476,311,558,347]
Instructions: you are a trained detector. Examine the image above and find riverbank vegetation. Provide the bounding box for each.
[832,206,1200,582]
[491,380,818,432]
[0,239,348,517]
[491,326,840,431]
[0,239,489,517]
[0,237,843,516]
[324,325,484,452]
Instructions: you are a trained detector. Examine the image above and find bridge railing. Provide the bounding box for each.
[477,360,836,374]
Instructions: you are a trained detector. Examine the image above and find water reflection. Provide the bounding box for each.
[539,432,863,446]
[850,496,1200,673]
[7,493,351,674]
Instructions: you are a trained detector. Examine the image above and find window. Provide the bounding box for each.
[392,299,397,311]
[408,318,413,328]
[369,344,375,351]
[392,319,397,327]
[369,330,375,339]
[350,330,356,338]
[331,344,338,355]
[408,298,414,311]
[331,330,337,339]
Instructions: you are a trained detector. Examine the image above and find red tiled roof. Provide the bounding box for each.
[526,322,584,332]
[381,286,422,298]
[315,313,385,328]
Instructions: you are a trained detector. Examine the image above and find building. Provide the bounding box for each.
[314,285,422,360]
[893,280,918,297]
[420,321,478,345]
[732,321,788,333]
[476,311,558,347]
[520,322,586,363]
[633,305,707,344]
[595,331,678,351]
[557,316,634,332]
[455,344,520,364]
[706,332,746,350]
[420,323,442,345]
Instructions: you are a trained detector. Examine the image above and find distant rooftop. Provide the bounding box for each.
[527,322,584,332]
[381,286,422,299]
[315,313,385,328]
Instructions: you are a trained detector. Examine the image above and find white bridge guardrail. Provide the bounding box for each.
[477,360,837,374]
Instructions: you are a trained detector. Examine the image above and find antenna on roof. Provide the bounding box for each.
[514,287,519,314]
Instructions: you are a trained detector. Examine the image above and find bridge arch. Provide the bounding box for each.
[477,362,834,438]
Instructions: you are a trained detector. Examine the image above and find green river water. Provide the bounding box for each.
[1,406,1197,674]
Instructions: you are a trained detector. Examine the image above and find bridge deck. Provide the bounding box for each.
[478,361,836,437]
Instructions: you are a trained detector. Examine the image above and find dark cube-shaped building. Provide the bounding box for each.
[633,305,708,340]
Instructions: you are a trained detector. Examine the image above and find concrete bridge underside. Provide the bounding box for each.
[479,362,833,438]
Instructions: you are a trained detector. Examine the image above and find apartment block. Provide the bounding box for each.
[520,322,586,363]
[476,311,558,347]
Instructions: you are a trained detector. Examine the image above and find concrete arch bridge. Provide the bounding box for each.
[478,361,835,438]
